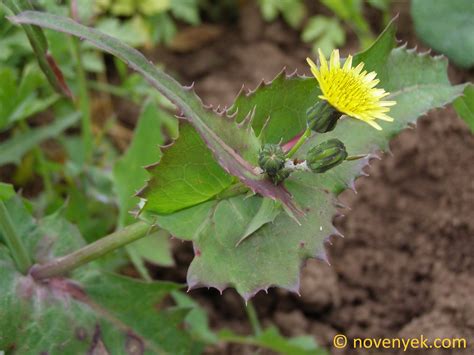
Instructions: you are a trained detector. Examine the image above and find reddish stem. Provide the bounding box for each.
[282,133,303,153]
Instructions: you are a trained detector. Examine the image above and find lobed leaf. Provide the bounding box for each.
[0,197,202,354]
[411,0,474,68]
[9,11,302,216]
[228,71,318,145]
[10,13,468,298]
[155,21,466,298]
[113,103,175,276]
[139,122,234,214]
[186,181,336,298]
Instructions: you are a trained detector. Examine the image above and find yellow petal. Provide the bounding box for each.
[318,48,328,74]
[366,79,380,88]
[343,55,353,72]
[372,112,394,121]
[353,63,365,76]
[363,71,377,83]
[379,100,397,107]
[330,49,340,69]
[364,119,383,130]
[306,57,317,71]
[306,49,396,130]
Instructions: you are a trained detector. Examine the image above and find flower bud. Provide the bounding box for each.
[258,144,286,175]
[307,101,342,133]
[270,168,292,185]
[306,139,347,173]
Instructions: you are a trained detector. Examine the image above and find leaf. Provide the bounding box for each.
[227,17,396,146]
[0,197,202,354]
[258,0,279,21]
[13,13,466,299]
[352,15,397,79]
[321,0,360,20]
[190,184,337,298]
[140,122,234,214]
[280,0,305,28]
[144,199,216,240]
[63,184,117,244]
[10,10,302,216]
[321,0,368,30]
[151,13,177,44]
[236,198,281,247]
[153,193,327,297]
[454,84,474,133]
[228,71,319,145]
[139,0,171,16]
[302,16,345,56]
[0,112,80,166]
[172,290,218,344]
[109,0,136,16]
[170,0,200,25]
[113,103,175,274]
[367,0,391,11]
[0,196,37,255]
[0,183,15,201]
[0,67,20,129]
[411,0,474,68]
[258,0,306,28]
[95,17,149,47]
[3,0,72,97]
[157,22,466,298]
[129,229,174,267]
[0,65,60,130]
[219,327,327,355]
[114,103,167,226]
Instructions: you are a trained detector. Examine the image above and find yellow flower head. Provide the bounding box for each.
[307,49,396,130]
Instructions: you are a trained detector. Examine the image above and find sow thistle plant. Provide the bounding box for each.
[259,48,395,184]
[0,7,469,354]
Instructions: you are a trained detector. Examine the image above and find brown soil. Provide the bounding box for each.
[145,2,474,354]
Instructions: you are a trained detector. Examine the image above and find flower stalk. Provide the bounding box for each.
[245,301,262,336]
[30,221,152,280]
[346,154,368,161]
[0,201,32,274]
[285,126,312,159]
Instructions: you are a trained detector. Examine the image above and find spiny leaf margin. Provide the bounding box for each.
[9,10,302,216]
[154,26,467,298]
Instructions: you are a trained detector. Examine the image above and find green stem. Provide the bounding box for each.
[0,201,32,274]
[70,36,93,163]
[245,301,262,336]
[18,121,54,200]
[346,154,368,161]
[30,221,152,280]
[4,0,71,97]
[285,127,312,159]
[33,147,54,199]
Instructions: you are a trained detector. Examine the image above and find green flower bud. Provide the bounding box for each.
[270,168,291,185]
[306,139,348,173]
[258,144,286,175]
[307,101,342,133]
